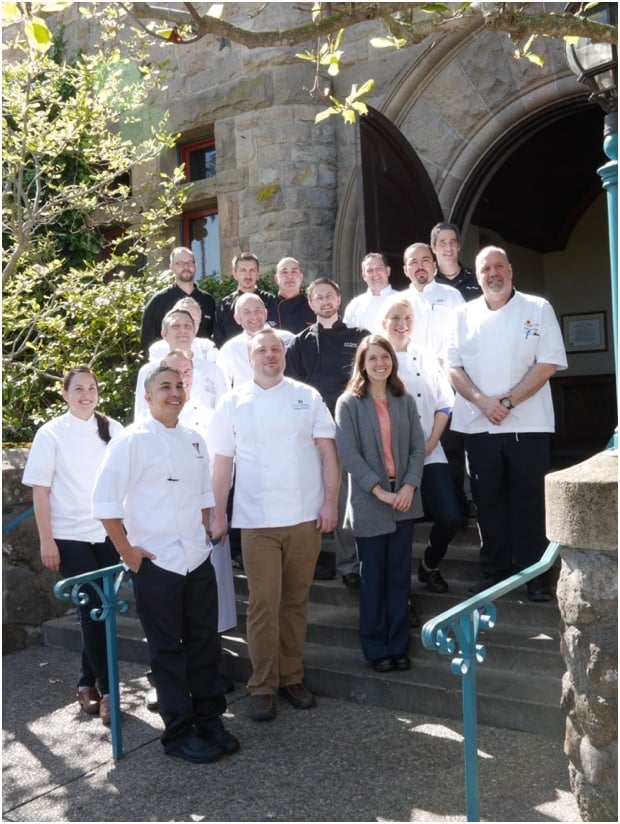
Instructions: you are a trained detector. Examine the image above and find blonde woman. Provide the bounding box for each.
[381,297,461,594]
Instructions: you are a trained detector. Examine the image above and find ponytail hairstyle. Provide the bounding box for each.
[63,366,111,444]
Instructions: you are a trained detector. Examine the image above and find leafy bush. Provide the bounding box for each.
[199,275,278,302]
[3,265,173,443]
[2,9,186,444]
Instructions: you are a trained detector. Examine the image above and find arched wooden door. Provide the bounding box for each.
[359,106,443,290]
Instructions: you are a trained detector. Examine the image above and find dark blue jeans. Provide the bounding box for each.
[57,537,120,694]
[420,461,462,568]
[465,432,550,578]
[356,520,414,662]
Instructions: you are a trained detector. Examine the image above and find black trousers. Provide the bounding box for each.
[57,537,120,694]
[440,426,470,521]
[132,557,226,752]
[465,432,550,579]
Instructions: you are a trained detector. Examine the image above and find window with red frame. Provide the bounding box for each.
[179,136,216,182]
[182,206,221,279]
[101,227,145,281]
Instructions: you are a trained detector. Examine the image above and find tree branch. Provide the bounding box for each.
[127,2,617,47]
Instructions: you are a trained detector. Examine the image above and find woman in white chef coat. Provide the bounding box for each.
[381,297,462,596]
[22,366,123,725]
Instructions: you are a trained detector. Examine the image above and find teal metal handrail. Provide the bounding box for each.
[53,564,128,759]
[421,541,562,822]
[3,506,34,533]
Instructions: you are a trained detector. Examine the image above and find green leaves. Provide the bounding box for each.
[514,34,546,67]
[296,28,344,77]
[24,17,52,52]
[370,36,407,50]
[315,79,375,125]
[2,10,186,442]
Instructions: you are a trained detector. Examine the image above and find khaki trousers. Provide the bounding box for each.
[241,521,321,695]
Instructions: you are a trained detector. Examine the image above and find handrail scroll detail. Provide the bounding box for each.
[54,563,128,759]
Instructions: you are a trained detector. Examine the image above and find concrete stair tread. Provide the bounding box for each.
[42,522,566,738]
[298,640,563,706]
[220,634,564,735]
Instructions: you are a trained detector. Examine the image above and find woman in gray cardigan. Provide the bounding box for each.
[335,335,425,672]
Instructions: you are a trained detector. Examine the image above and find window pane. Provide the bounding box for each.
[188,146,216,180]
[188,212,220,278]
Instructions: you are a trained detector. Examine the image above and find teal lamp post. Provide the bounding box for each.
[566,2,618,449]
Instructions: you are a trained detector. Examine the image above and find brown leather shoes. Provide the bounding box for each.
[76,687,100,715]
[279,683,316,710]
[99,695,111,725]
[248,693,276,721]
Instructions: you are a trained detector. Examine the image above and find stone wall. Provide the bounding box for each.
[2,449,68,653]
[546,451,618,822]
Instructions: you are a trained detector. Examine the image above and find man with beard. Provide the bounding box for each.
[140,247,216,355]
[446,246,567,601]
[286,277,368,587]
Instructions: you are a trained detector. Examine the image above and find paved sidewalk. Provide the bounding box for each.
[3,645,580,822]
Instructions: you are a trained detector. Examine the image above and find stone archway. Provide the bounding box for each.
[332,31,615,457]
[332,29,595,293]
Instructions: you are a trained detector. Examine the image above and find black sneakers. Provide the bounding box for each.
[418,561,448,593]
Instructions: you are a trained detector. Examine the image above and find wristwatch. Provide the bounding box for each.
[500,397,514,410]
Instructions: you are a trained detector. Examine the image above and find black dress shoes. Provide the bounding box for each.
[342,572,361,589]
[418,562,448,593]
[167,733,224,764]
[198,723,241,755]
[393,654,411,671]
[408,597,421,628]
[371,657,394,673]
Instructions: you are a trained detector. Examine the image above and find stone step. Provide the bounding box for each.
[43,582,565,739]
[42,525,565,739]
[233,570,561,629]
[233,601,564,678]
[219,633,564,738]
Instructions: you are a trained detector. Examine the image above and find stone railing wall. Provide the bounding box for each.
[546,450,618,823]
[2,448,68,652]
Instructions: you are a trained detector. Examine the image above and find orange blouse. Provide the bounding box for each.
[373,398,396,479]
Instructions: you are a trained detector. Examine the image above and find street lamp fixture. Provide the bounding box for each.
[565,2,617,113]
[565,2,618,449]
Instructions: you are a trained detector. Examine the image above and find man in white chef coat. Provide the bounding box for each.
[446,246,567,601]
[92,366,239,764]
[209,328,340,723]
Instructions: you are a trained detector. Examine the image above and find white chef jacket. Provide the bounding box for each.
[410,280,465,358]
[92,417,215,575]
[342,285,398,334]
[216,329,294,389]
[396,345,454,465]
[208,377,336,528]
[446,291,567,434]
[149,337,218,363]
[22,412,123,543]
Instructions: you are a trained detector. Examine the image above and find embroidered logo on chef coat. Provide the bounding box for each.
[294,399,310,410]
[523,319,540,339]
